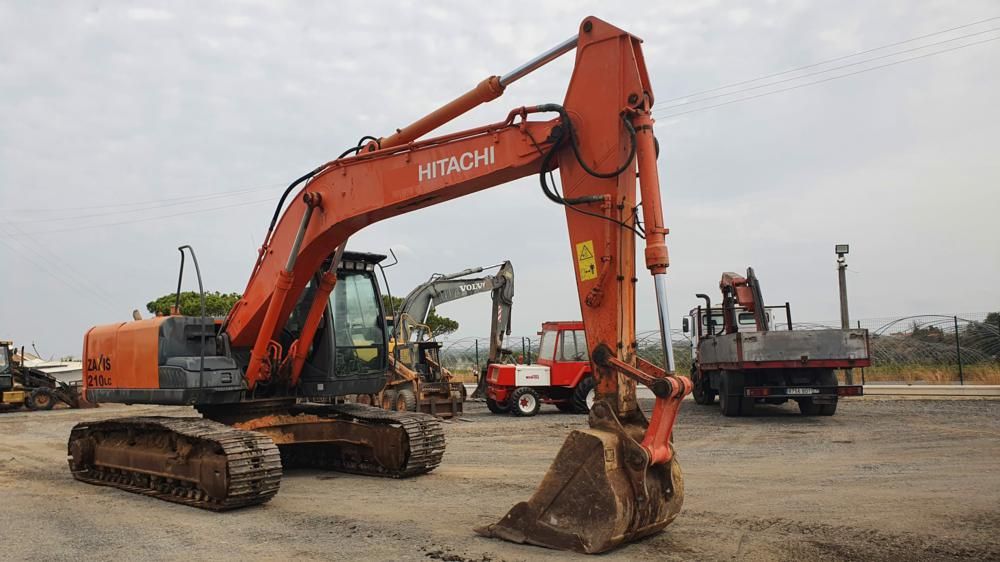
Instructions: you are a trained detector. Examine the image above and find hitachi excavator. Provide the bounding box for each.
[383,261,514,417]
[68,17,690,554]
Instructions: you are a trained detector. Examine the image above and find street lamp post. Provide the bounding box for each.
[835,244,853,385]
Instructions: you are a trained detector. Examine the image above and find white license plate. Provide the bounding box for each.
[787,388,816,395]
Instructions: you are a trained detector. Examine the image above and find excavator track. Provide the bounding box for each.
[278,402,446,478]
[67,417,281,511]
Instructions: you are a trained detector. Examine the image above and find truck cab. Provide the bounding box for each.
[484,321,594,416]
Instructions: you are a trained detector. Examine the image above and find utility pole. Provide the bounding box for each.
[836,244,853,385]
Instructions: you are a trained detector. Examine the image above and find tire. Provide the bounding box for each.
[691,367,716,406]
[510,387,541,417]
[381,390,397,411]
[27,388,56,411]
[486,397,509,414]
[799,370,838,416]
[571,375,596,413]
[719,374,742,417]
[355,393,375,406]
[395,389,417,412]
[798,399,821,415]
[555,402,575,413]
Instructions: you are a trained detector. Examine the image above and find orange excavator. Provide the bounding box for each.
[68,17,690,554]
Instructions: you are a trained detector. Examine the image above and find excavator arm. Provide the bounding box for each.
[220,16,689,553]
[393,261,513,344]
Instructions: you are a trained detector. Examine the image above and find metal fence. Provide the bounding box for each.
[437,312,1000,385]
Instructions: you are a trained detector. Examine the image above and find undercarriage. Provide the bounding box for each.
[67,401,444,510]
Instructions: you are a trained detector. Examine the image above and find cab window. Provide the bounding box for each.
[537,330,557,361]
[702,314,724,330]
[0,348,8,371]
[330,272,386,375]
[559,330,589,361]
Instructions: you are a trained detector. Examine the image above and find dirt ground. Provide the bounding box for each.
[1,397,998,561]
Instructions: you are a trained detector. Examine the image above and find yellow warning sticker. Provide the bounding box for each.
[576,240,597,281]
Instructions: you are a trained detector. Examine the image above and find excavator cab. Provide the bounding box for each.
[293,251,389,398]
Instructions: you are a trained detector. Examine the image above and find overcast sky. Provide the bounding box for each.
[1,1,998,357]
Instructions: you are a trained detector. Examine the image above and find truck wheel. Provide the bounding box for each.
[817,370,838,416]
[26,388,56,411]
[510,387,541,417]
[555,402,575,412]
[571,375,595,413]
[798,399,821,415]
[486,397,509,414]
[692,369,715,405]
[719,375,742,417]
[381,390,397,410]
[395,389,417,412]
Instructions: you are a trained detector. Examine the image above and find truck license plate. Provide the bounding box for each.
[787,388,816,395]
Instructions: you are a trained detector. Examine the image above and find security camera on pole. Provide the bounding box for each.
[836,244,853,385]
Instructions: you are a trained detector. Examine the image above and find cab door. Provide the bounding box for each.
[551,329,590,387]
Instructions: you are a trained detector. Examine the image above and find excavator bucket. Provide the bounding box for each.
[476,400,685,554]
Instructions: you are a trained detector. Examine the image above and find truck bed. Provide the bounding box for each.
[697,328,871,369]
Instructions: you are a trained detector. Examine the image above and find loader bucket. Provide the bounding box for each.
[475,425,684,554]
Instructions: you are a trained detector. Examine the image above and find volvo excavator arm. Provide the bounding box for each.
[215,16,689,553]
[393,261,513,345]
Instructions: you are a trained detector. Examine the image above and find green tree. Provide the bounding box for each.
[146,291,242,317]
[382,295,459,337]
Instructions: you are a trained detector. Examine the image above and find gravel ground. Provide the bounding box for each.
[1,397,998,561]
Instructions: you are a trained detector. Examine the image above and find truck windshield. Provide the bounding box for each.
[331,272,385,375]
[537,330,557,361]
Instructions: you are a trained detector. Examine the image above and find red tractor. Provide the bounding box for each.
[484,321,595,416]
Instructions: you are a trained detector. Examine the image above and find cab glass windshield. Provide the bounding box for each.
[330,272,385,375]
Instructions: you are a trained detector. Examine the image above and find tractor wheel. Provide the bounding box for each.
[27,388,56,411]
[395,389,417,412]
[381,390,397,411]
[355,393,375,406]
[510,387,541,417]
[486,397,509,414]
[571,375,596,413]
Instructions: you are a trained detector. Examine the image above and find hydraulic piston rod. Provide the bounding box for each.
[499,35,578,87]
[653,273,676,373]
[379,35,578,150]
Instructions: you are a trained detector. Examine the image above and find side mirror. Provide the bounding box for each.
[682,317,690,333]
